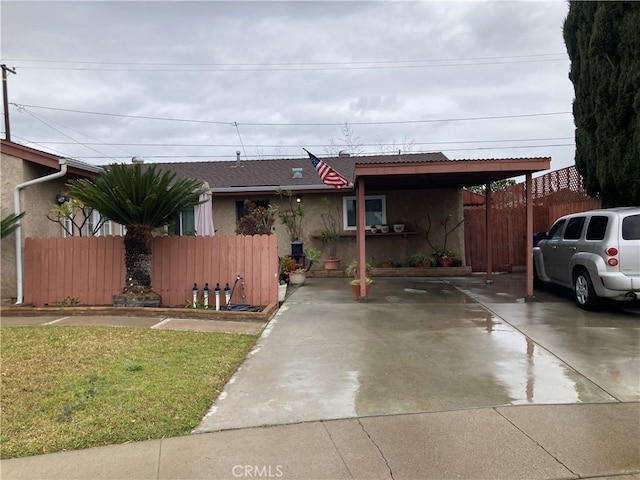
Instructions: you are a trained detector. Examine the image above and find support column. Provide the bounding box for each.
[485,183,493,284]
[356,177,368,302]
[525,172,535,301]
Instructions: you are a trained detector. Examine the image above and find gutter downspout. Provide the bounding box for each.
[13,158,68,304]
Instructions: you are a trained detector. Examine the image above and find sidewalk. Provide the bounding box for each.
[2,402,638,479]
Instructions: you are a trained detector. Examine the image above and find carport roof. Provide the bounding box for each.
[150,152,551,193]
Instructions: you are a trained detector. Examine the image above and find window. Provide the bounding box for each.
[622,214,640,240]
[343,195,386,230]
[563,216,585,240]
[586,216,608,240]
[171,207,196,236]
[548,219,566,240]
[236,200,270,221]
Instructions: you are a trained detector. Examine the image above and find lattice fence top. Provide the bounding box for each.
[492,166,596,208]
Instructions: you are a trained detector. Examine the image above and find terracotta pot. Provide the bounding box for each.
[438,257,454,268]
[350,282,372,301]
[323,258,341,270]
[418,261,431,268]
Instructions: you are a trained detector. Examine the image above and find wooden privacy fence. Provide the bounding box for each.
[464,166,601,272]
[24,235,278,307]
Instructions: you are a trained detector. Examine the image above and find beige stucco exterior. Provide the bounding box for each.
[211,188,464,268]
[1,150,92,303]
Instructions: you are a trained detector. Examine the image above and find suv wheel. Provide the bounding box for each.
[574,269,601,310]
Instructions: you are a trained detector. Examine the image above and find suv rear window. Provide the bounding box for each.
[622,214,640,240]
[586,216,608,240]
[563,217,585,240]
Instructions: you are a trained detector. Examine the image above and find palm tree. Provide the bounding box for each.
[1,212,25,239]
[67,163,205,297]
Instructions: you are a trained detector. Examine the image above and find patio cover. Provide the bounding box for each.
[351,156,551,301]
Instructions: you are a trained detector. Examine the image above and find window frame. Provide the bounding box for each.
[342,195,387,231]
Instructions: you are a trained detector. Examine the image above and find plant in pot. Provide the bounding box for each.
[345,260,373,300]
[432,249,457,267]
[288,267,307,285]
[305,247,322,271]
[279,255,299,284]
[320,196,341,269]
[276,188,304,260]
[406,252,431,268]
[381,258,399,268]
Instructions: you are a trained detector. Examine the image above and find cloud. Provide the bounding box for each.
[2,1,574,171]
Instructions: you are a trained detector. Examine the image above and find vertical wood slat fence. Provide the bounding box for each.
[24,235,278,307]
[464,166,602,272]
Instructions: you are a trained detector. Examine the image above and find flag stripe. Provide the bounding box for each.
[306,150,352,188]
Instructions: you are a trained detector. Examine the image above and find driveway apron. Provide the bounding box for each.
[195,275,634,433]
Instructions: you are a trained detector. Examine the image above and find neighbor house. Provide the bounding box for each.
[0,140,102,303]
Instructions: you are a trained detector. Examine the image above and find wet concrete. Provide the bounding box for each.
[196,275,638,432]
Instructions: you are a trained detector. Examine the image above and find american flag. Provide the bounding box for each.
[305,150,352,188]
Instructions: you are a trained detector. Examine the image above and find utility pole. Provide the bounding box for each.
[2,64,16,141]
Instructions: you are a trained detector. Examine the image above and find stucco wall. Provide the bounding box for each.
[211,188,465,268]
[1,153,68,302]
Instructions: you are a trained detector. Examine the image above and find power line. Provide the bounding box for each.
[34,137,574,148]
[19,108,119,161]
[72,144,575,160]
[5,58,567,73]
[1,52,566,67]
[12,103,572,127]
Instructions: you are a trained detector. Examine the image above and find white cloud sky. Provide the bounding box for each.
[1,0,576,176]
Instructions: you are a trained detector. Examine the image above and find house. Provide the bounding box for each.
[151,151,551,297]
[0,140,102,303]
[2,139,550,304]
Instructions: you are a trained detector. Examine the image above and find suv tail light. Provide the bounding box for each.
[606,246,619,267]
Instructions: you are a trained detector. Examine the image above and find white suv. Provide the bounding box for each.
[533,207,640,310]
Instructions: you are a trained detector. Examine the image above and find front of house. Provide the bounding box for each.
[3,139,550,304]
[152,152,467,270]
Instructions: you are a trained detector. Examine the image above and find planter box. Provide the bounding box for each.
[113,295,161,308]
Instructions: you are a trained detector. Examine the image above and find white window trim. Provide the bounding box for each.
[343,195,387,231]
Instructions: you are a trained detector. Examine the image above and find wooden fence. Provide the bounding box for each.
[464,166,601,272]
[24,235,278,307]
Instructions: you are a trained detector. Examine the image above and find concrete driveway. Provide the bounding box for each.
[195,273,639,432]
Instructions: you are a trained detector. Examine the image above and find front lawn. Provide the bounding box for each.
[0,326,257,459]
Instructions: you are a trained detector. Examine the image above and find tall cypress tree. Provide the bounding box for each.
[563,1,640,207]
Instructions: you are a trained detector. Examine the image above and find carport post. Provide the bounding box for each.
[525,172,535,301]
[485,182,493,284]
[356,177,368,301]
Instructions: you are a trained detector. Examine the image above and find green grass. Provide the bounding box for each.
[0,326,257,459]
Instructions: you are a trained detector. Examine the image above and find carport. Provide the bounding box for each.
[351,156,551,300]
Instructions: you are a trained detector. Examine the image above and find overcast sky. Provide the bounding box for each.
[1,1,575,176]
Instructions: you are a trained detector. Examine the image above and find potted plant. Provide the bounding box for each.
[345,260,373,300]
[288,267,307,285]
[279,255,298,284]
[432,249,457,267]
[381,258,399,268]
[276,189,304,259]
[320,196,341,269]
[305,247,322,271]
[406,252,431,268]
